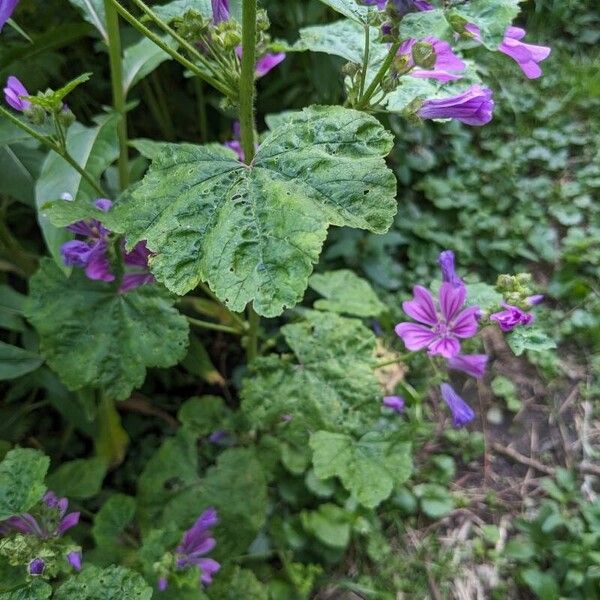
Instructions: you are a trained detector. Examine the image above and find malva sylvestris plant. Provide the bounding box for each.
[0,0,552,595]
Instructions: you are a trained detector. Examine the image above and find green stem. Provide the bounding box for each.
[106,0,233,98]
[239,0,259,362]
[358,25,370,100]
[187,316,243,335]
[239,0,257,164]
[356,40,400,110]
[0,106,104,196]
[104,0,129,189]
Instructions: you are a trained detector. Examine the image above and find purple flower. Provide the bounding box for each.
[208,430,228,444]
[466,24,550,80]
[211,0,229,24]
[447,354,488,379]
[67,550,82,571]
[419,84,494,126]
[438,250,464,288]
[440,383,474,427]
[119,241,155,293]
[157,578,168,592]
[28,558,45,576]
[0,0,19,32]
[398,38,465,82]
[173,508,221,587]
[413,0,433,9]
[383,396,405,413]
[255,52,286,78]
[527,294,544,305]
[235,47,286,78]
[490,304,534,332]
[395,283,479,358]
[4,76,30,111]
[361,0,387,8]
[0,491,80,540]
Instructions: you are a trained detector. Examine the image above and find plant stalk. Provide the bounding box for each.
[105,0,233,98]
[357,40,400,110]
[358,24,370,100]
[187,316,243,335]
[104,0,129,189]
[0,106,104,196]
[239,0,260,362]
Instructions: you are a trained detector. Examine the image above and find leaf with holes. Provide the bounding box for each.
[25,259,189,400]
[105,105,396,317]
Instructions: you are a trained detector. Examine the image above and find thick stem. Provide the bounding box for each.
[239,0,260,361]
[187,316,243,335]
[0,106,105,196]
[357,40,400,110]
[104,0,129,189]
[106,0,233,97]
[239,0,257,164]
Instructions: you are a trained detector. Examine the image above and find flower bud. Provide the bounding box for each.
[412,41,436,69]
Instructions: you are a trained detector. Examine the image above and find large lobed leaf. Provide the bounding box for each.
[310,431,412,508]
[241,310,381,434]
[0,449,49,521]
[25,260,189,400]
[105,105,396,317]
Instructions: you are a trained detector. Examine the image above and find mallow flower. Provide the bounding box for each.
[419,84,494,126]
[3,75,30,111]
[440,383,475,427]
[235,46,286,78]
[466,24,551,79]
[398,37,466,82]
[447,354,488,379]
[438,250,464,288]
[383,396,405,413]
[211,0,229,24]
[490,304,534,332]
[395,283,479,358]
[0,0,19,32]
[119,241,156,293]
[159,508,220,591]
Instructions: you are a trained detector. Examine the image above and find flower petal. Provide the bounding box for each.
[440,383,475,427]
[395,322,437,351]
[197,558,221,585]
[402,285,438,325]
[427,336,460,358]
[57,511,80,535]
[451,305,479,338]
[447,354,488,379]
[439,282,466,322]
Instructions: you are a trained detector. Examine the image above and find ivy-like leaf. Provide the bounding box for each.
[310,431,412,508]
[300,503,352,548]
[399,9,452,40]
[178,396,230,437]
[91,494,136,564]
[448,0,522,48]
[46,456,107,499]
[25,259,189,400]
[316,0,374,23]
[241,310,381,435]
[54,565,153,600]
[507,326,557,356]
[309,269,386,317]
[106,105,396,317]
[0,448,49,520]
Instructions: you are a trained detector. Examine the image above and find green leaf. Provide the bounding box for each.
[0,285,27,332]
[68,0,107,41]
[152,0,212,21]
[181,335,225,386]
[137,429,199,526]
[241,311,381,435]
[301,503,351,548]
[292,20,387,66]
[521,568,560,600]
[54,565,153,600]
[161,448,268,559]
[507,327,557,356]
[123,36,171,96]
[26,74,92,112]
[448,0,522,48]
[207,566,268,600]
[106,105,396,317]
[0,143,43,207]
[310,431,412,508]
[413,483,455,518]
[0,342,43,380]
[25,259,189,400]
[0,448,49,520]
[92,494,136,561]
[316,0,375,23]
[399,9,452,40]
[47,456,107,499]
[36,113,119,269]
[504,536,535,561]
[0,580,52,600]
[466,282,503,312]
[310,269,386,317]
[178,396,230,437]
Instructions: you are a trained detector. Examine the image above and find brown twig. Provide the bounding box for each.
[118,395,180,429]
